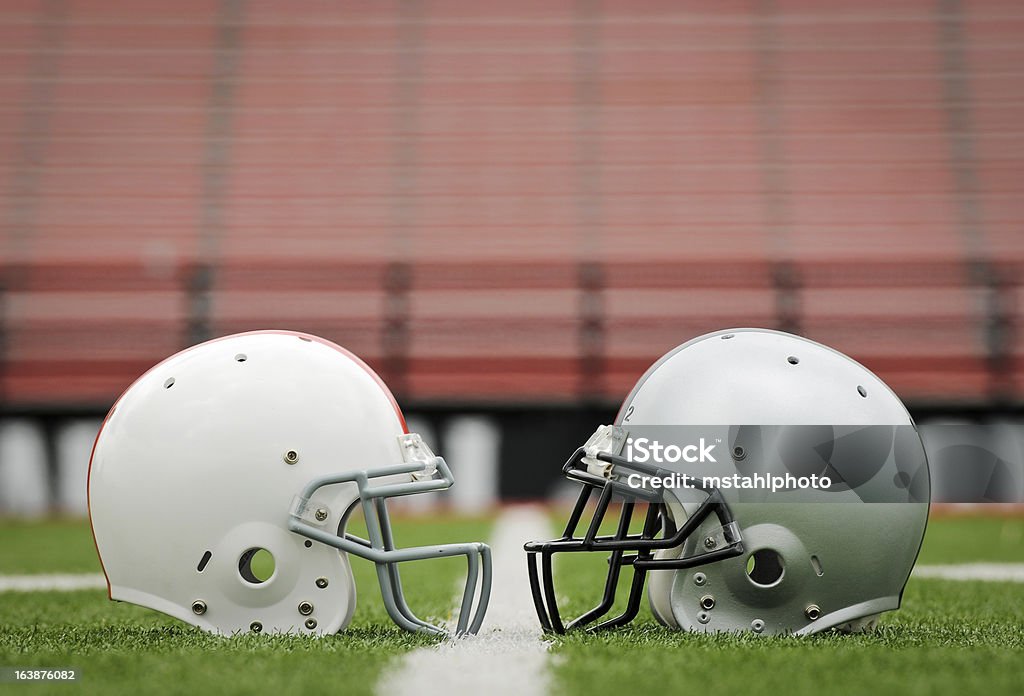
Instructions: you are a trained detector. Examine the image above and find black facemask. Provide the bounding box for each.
[523,444,744,633]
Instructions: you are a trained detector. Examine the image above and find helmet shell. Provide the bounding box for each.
[624,329,929,634]
[89,331,407,635]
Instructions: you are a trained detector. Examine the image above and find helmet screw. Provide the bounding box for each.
[697,611,711,624]
[693,572,707,586]
[315,577,328,589]
[805,604,821,621]
[700,594,716,611]
[732,446,746,460]
[250,621,263,633]
[704,536,717,550]
[191,600,207,615]
[304,618,318,630]
[751,619,765,633]
[284,450,299,465]
[298,601,314,616]
[314,508,328,522]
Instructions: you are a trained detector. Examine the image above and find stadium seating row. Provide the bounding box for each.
[0,0,1021,407]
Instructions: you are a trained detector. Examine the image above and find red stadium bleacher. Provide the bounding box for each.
[1,0,1022,409]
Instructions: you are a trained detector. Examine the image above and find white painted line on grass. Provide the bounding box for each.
[0,573,106,592]
[377,506,553,696]
[913,563,1024,582]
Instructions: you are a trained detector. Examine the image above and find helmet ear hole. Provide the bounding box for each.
[746,549,784,586]
[238,547,275,584]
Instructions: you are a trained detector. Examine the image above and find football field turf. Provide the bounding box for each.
[1,514,1022,695]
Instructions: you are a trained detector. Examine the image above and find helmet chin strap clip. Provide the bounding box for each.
[400,433,440,481]
[580,425,627,478]
[288,496,333,527]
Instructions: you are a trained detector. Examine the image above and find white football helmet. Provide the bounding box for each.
[89,330,491,636]
[526,328,929,635]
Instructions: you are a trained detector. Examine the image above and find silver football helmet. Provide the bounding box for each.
[526,328,930,635]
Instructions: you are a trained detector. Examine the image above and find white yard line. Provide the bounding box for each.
[912,563,1024,582]
[0,573,106,592]
[377,506,553,696]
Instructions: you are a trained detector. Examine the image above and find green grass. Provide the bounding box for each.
[915,515,1024,564]
[0,515,491,695]
[551,579,1024,696]
[548,515,1024,696]
[1,514,1022,695]
[0,519,102,574]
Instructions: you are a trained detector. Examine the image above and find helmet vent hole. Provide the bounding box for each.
[857,385,867,398]
[810,554,824,577]
[721,334,735,340]
[164,377,175,389]
[235,353,247,362]
[238,547,275,584]
[197,550,212,573]
[787,356,799,365]
[298,336,313,342]
[746,549,785,586]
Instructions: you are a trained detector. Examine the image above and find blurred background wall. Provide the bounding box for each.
[0,0,1022,514]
